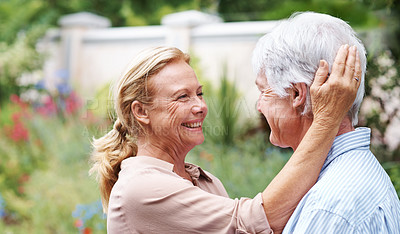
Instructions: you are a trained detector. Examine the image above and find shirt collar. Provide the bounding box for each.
[321,127,371,172]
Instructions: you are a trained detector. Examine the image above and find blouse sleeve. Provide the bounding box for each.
[107,165,272,234]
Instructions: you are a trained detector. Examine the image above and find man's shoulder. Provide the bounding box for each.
[301,149,398,223]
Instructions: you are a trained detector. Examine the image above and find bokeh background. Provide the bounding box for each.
[0,0,399,233]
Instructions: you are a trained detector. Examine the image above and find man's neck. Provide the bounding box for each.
[336,117,355,136]
[293,116,354,151]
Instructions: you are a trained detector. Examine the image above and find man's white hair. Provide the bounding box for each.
[252,12,367,126]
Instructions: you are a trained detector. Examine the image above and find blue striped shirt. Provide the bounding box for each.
[283,127,400,233]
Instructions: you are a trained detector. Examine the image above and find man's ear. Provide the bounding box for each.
[131,100,150,125]
[292,83,307,108]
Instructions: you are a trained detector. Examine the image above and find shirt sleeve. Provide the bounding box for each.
[108,167,271,234]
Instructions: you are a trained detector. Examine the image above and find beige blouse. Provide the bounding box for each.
[107,156,271,234]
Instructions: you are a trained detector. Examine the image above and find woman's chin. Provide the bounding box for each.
[192,136,205,146]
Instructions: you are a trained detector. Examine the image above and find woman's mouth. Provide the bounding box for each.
[181,122,202,128]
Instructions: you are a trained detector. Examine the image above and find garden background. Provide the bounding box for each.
[1,0,400,233]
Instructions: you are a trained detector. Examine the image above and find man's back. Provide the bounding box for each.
[283,128,400,233]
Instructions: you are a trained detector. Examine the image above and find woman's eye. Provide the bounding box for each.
[197,92,203,97]
[178,94,188,100]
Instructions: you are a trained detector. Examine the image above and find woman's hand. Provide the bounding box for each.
[310,44,362,127]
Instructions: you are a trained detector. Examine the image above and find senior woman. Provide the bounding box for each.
[90,44,360,233]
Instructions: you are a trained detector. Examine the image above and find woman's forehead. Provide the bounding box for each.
[149,61,199,95]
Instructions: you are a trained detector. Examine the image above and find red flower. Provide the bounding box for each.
[18,173,30,183]
[82,227,92,234]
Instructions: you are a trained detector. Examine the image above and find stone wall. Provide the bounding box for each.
[39,11,278,118]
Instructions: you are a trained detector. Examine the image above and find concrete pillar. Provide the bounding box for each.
[58,12,111,92]
[161,10,222,53]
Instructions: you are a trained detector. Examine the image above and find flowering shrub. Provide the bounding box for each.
[0,193,5,218]
[0,88,109,232]
[72,200,106,233]
[0,96,36,197]
[361,50,400,161]
[3,95,30,142]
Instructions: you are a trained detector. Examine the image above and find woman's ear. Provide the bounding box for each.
[131,101,150,125]
[292,83,307,108]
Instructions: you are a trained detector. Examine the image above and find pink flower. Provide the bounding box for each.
[11,112,22,122]
[65,91,81,115]
[10,94,21,104]
[10,94,27,109]
[74,219,83,228]
[6,121,29,142]
[37,96,57,116]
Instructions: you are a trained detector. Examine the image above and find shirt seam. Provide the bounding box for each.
[306,208,355,228]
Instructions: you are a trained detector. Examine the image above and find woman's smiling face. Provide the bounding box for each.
[146,59,208,151]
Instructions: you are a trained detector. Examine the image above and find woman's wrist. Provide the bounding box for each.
[312,115,342,132]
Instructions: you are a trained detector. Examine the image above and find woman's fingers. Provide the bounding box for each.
[312,60,329,88]
[354,52,362,89]
[330,44,349,78]
[343,46,357,84]
[310,44,361,126]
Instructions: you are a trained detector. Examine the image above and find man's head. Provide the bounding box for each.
[252,12,367,126]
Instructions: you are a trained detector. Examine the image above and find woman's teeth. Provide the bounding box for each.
[182,122,202,128]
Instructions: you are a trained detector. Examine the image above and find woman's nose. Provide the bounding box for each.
[192,97,207,114]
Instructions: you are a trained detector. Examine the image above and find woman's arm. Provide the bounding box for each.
[261,44,362,233]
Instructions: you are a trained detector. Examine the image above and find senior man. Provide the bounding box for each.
[252,12,400,233]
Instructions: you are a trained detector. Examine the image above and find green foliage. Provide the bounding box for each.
[0,95,107,232]
[188,132,290,198]
[202,67,241,146]
[386,163,400,197]
[0,0,55,104]
[218,0,380,28]
[87,82,115,122]
[0,101,47,210]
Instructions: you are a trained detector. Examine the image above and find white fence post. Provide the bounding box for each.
[58,12,111,90]
[161,10,222,53]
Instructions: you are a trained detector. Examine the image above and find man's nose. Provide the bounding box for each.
[257,94,262,113]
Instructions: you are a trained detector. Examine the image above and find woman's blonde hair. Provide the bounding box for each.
[89,46,190,212]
